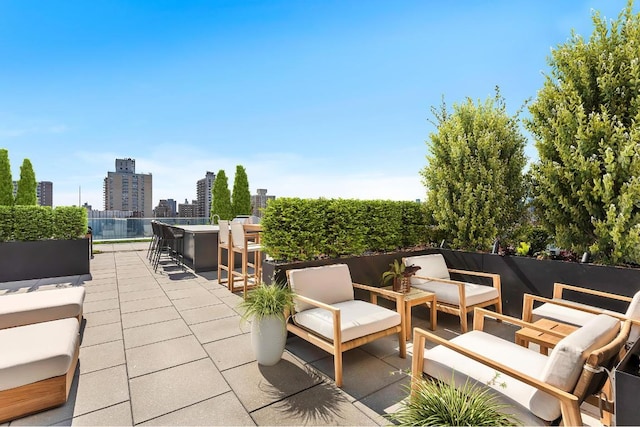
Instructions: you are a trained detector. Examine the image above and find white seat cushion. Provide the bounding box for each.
[411,279,499,307]
[404,254,450,280]
[529,314,620,420]
[423,330,550,423]
[0,317,79,391]
[288,264,354,313]
[0,287,85,330]
[293,300,400,343]
[531,299,609,327]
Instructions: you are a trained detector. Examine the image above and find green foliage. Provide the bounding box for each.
[0,206,87,241]
[15,158,37,205]
[261,198,430,262]
[211,169,233,221]
[231,165,252,217]
[516,241,530,256]
[381,259,406,285]
[13,206,53,241]
[421,89,527,251]
[0,149,14,206]
[238,283,295,322]
[526,3,640,265]
[53,206,88,239]
[0,206,13,242]
[387,376,520,426]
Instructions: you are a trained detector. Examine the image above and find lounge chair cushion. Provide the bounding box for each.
[0,317,79,391]
[529,314,620,419]
[292,300,400,343]
[625,292,640,344]
[288,264,354,312]
[411,280,499,307]
[422,330,550,424]
[0,287,85,330]
[531,300,600,327]
[404,254,450,280]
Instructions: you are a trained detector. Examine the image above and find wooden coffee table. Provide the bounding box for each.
[371,286,437,341]
[515,318,577,355]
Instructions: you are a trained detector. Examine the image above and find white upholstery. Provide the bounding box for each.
[293,300,401,343]
[0,318,79,391]
[218,220,230,245]
[625,292,640,344]
[529,314,620,420]
[404,254,450,280]
[288,264,354,313]
[422,314,620,423]
[230,222,261,250]
[0,287,85,330]
[412,280,499,306]
[531,300,600,326]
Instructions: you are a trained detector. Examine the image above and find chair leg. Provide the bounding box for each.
[334,351,343,388]
[242,250,249,299]
[460,310,468,333]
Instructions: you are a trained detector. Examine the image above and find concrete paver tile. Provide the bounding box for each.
[203,332,254,371]
[83,298,120,314]
[80,339,126,374]
[123,318,191,349]
[190,315,245,345]
[121,305,181,329]
[81,322,123,347]
[120,295,172,314]
[83,308,121,328]
[126,335,207,378]
[179,303,236,325]
[59,402,133,426]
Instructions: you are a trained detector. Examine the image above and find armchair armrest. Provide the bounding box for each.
[353,282,406,300]
[553,283,633,303]
[291,294,343,344]
[449,269,501,290]
[410,326,582,426]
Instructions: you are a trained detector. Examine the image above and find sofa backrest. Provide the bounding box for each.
[287,264,354,313]
[624,291,640,344]
[528,314,620,421]
[404,254,450,281]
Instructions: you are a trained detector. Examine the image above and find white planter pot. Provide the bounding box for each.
[251,315,287,366]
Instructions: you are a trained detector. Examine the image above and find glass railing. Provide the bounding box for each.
[89,217,210,241]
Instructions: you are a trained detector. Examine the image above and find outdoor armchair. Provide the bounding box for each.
[522,283,640,345]
[403,253,502,332]
[411,308,630,426]
[286,263,406,387]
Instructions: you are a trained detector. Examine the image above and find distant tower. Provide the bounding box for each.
[251,188,275,217]
[196,171,216,220]
[103,158,153,217]
[37,181,53,206]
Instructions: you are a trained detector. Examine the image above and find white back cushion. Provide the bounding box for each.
[218,220,229,245]
[529,314,620,420]
[404,254,450,280]
[288,264,354,312]
[625,291,640,344]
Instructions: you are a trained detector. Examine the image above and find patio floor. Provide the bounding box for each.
[0,242,603,426]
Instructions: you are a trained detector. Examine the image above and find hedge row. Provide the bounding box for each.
[0,206,88,242]
[260,198,430,262]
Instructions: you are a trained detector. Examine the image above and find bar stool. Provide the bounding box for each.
[217,220,232,288]
[229,222,262,298]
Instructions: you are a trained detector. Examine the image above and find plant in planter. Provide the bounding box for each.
[238,282,295,366]
[381,259,421,293]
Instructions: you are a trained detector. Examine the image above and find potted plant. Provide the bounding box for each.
[381,259,421,293]
[238,282,295,366]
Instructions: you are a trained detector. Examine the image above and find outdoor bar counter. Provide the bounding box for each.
[176,225,219,273]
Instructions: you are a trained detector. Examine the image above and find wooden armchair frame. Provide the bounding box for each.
[522,282,635,323]
[229,223,262,298]
[405,259,502,333]
[285,276,406,388]
[411,308,630,426]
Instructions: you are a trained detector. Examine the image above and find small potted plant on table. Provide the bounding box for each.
[381,259,421,293]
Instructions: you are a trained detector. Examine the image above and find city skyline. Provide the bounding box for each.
[0,0,636,208]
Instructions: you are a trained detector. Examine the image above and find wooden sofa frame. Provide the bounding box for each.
[411,308,630,426]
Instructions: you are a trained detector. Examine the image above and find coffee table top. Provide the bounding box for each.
[516,318,577,347]
[379,285,435,302]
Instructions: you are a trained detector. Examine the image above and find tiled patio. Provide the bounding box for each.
[0,242,602,426]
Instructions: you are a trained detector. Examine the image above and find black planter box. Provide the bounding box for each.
[264,248,640,317]
[0,239,90,282]
[615,339,640,426]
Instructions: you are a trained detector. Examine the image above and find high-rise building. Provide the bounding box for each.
[196,171,216,220]
[103,158,153,217]
[154,199,177,217]
[178,199,197,217]
[37,181,53,206]
[251,188,275,217]
[12,180,53,206]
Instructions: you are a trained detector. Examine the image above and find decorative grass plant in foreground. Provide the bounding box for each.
[387,376,520,426]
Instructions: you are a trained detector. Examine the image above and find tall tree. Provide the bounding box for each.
[526,2,640,265]
[211,169,232,221]
[0,149,13,206]
[421,89,527,251]
[15,158,37,205]
[231,165,251,217]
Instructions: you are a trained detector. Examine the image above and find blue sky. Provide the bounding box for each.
[0,0,635,209]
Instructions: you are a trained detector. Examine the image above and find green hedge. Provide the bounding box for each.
[0,206,88,242]
[261,198,430,262]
